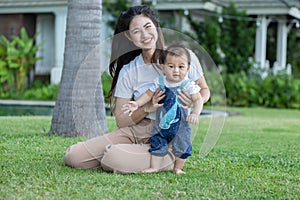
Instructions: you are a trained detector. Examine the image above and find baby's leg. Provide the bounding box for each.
[173,158,186,174]
[143,155,164,173]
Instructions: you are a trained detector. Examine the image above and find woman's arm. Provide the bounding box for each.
[114,89,165,128]
[179,49,210,106]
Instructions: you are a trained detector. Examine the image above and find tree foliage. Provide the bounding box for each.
[103,0,130,29]
[186,2,256,74]
[287,28,300,78]
[186,14,223,67]
[219,3,255,73]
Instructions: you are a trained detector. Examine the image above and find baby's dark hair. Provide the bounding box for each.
[159,43,191,65]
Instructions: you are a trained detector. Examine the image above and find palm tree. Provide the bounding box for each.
[49,0,108,137]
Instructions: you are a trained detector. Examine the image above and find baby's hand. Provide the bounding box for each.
[186,113,199,125]
[122,101,139,116]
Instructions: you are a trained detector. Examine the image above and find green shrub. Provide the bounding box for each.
[0,80,59,101]
[0,27,40,93]
[101,72,112,102]
[23,84,59,101]
[0,72,111,102]
[223,73,300,109]
[259,74,300,108]
[205,70,227,106]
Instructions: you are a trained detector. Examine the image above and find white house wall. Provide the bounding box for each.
[53,10,67,70]
[50,10,67,84]
[36,14,55,75]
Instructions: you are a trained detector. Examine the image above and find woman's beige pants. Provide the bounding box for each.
[64,119,174,173]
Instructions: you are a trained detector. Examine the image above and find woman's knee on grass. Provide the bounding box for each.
[64,143,84,168]
[64,142,100,169]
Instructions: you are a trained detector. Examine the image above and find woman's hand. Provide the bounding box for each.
[178,89,193,108]
[143,88,165,113]
[178,77,210,107]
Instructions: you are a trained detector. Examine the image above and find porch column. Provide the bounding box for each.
[35,14,54,75]
[51,9,67,84]
[276,20,288,71]
[255,16,271,68]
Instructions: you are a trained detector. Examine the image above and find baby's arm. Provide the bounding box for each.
[122,90,154,116]
[136,90,154,107]
[186,92,203,124]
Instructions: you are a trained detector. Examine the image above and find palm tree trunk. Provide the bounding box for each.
[49,0,108,137]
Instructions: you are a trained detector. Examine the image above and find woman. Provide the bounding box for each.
[64,5,210,173]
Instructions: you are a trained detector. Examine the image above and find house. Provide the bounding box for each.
[0,0,299,84]
[0,0,67,84]
[0,0,111,84]
[148,0,300,74]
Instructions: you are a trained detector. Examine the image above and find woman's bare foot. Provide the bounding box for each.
[173,168,186,175]
[142,168,159,173]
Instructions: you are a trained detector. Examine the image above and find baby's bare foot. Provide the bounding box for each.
[173,168,186,175]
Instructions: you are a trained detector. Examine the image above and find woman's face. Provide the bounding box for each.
[126,14,158,50]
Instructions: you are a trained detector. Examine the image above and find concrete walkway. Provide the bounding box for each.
[0,99,55,106]
[0,99,229,117]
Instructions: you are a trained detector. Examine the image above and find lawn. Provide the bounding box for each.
[0,107,299,199]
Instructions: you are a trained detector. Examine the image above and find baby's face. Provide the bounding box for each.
[162,54,190,83]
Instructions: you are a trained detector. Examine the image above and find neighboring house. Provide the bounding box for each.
[0,0,299,84]
[149,0,300,74]
[0,0,67,84]
[0,0,111,84]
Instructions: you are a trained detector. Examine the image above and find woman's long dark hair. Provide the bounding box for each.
[107,5,165,109]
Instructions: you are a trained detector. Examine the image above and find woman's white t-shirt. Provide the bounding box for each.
[114,51,203,119]
[149,76,200,95]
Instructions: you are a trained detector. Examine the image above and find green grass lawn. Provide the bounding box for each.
[0,107,299,199]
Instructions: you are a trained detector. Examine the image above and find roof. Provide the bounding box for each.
[1,0,300,18]
[150,0,222,12]
[151,0,300,8]
[213,0,300,8]
[1,0,300,8]
[148,0,300,18]
[0,0,67,7]
[218,0,300,18]
[1,0,299,9]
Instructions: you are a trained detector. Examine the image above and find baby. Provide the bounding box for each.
[123,44,203,174]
